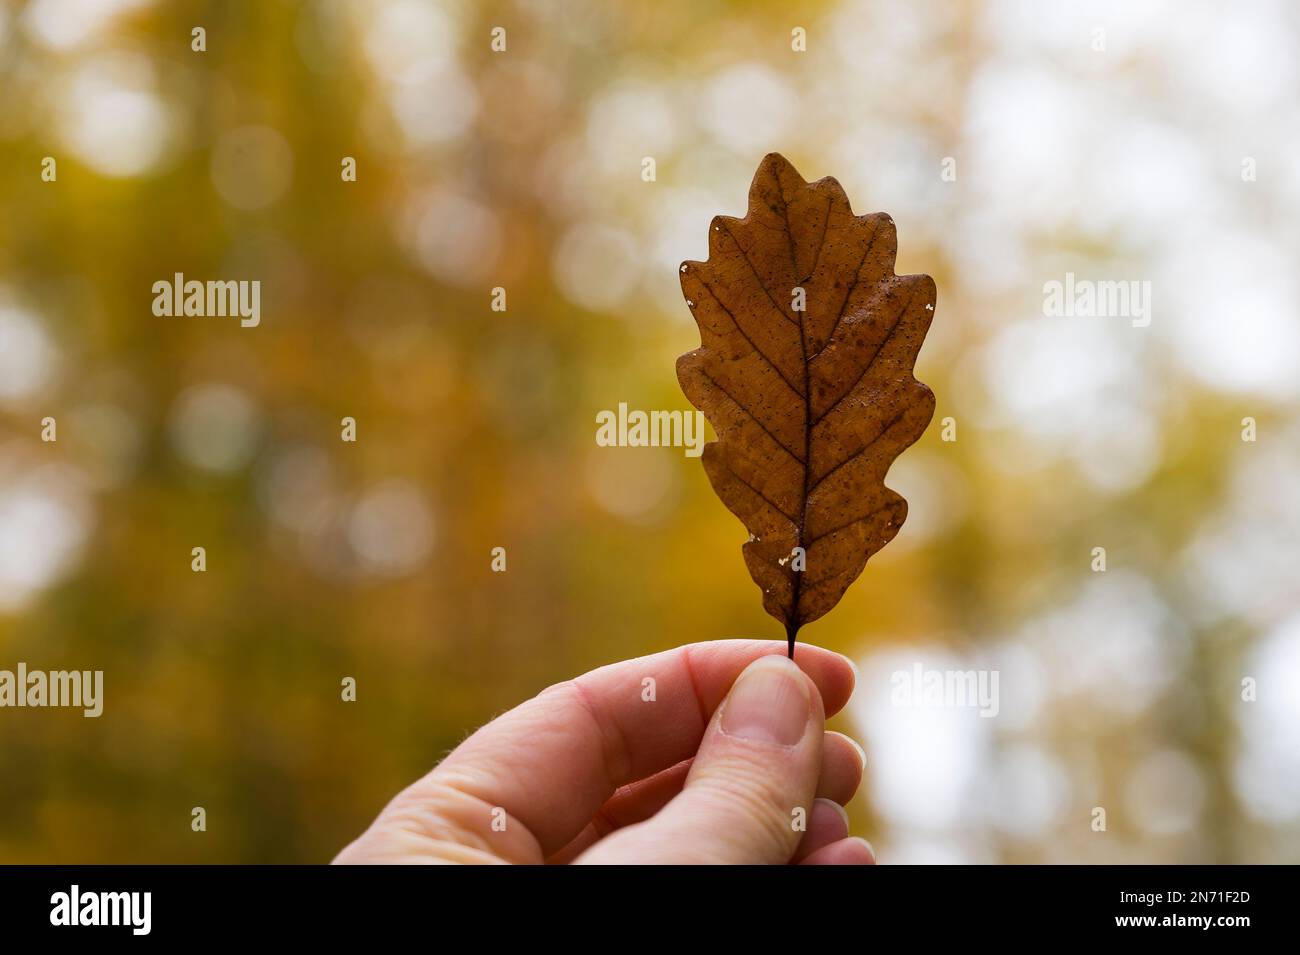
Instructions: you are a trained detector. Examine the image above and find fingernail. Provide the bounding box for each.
[720,655,811,745]
[833,731,867,772]
[851,837,877,864]
[814,797,850,829]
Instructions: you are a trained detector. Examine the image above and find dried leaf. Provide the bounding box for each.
[678,153,936,656]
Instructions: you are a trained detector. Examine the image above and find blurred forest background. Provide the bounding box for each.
[1,0,1298,863]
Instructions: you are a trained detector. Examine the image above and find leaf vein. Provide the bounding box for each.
[807,405,912,495]
[809,283,920,429]
[695,275,805,399]
[805,501,897,549]
[811,226,881,361]
[699,369,805,466]
[720,221,800,328]
[721,462,799,525]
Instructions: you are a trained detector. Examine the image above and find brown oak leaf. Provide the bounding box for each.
[677,152,936,657]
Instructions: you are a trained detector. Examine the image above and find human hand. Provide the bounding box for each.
[334,640,875,865]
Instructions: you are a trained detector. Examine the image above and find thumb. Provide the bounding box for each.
[577,654,824,864]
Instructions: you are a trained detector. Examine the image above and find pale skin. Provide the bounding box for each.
[335,640,876,865]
